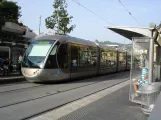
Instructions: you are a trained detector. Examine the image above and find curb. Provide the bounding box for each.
[0,76,25,84]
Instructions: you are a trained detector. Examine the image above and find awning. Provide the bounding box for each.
[106,26,151,40]
[1,22,26,35]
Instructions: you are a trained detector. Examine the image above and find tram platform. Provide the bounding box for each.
[148,92,161,120]
[59,85,148,120]
[0,72,24,83]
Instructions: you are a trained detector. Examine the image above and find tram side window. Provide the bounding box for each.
[79,47,89,68]
[107,51,117,67]
[119,52,126,66]
[88,47,97,67]
[123,53,127,65]
[127,54,131,65]
[71,45,79,68]
[45,43,59,69]
[57,43,68,68]
[100,50,108,68]
[107,51,112,67]
[113,52,117,67]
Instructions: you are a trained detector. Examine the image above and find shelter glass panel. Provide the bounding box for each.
[129,37,151,104]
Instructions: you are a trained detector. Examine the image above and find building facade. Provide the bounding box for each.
[0,22,37,67]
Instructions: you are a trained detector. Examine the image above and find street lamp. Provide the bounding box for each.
[39,15,42,35]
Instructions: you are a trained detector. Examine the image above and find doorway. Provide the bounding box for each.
[57,43,69,73]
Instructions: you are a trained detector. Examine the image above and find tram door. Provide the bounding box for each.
[44,41,70,80]
[70,43,79,79]
[57,42,70,74]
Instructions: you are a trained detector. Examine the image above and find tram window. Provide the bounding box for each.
[127,54,131,65]
[119,52,126,66]
[89,49,97,67]
[100,49,117,68]
[79,46,89,68]
[113,52,117,67]
[57,44,68,68]
[107,51,117,67]
[50,45,57,55]
[29,45,51,56]
[45,42,68,69]
[107,52,112,67]
[71,45,79,68]
[86,46,97,68]
[100,50,108,68]
[45,44,59,69]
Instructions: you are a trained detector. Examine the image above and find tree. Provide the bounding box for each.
[0,0,21,30]
[45,0,75,35]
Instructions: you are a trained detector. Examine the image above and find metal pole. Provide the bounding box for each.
[124,39,125,50]
[39,15,42,35]
[9,47,11,59]
[156,46,160,81]
[129,38,134,101]
[148,30,154,84]
[56,8,59,34]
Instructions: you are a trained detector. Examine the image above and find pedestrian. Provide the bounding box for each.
[0,58,4,76]
[3,58,9,76]
[18,53,23,75]
[133,56,148,97]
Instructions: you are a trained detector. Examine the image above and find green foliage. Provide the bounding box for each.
[45,0,75,35]
[0,0,21,29]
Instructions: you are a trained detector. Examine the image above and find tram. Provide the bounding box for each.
[21,35,131,82]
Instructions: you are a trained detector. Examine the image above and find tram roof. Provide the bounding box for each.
[99,44,118,51]
[105,26,151,40]
[34,34,97,47]
[34,35,127,51]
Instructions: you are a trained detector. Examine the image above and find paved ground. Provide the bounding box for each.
[59,85,148,120]
[0,71,135,120]
[0,72,24,83]
[0,71,143,120]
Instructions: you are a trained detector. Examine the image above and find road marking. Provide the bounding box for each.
[30,80,130,120]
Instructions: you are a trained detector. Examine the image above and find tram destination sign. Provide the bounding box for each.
[37,41,50,44]
[33,40,55,45]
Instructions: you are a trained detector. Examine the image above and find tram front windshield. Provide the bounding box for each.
[22,40,55,68]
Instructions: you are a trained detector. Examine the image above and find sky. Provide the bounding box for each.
[10,0,161,44]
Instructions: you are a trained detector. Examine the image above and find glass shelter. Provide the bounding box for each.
[106,26,161,115]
